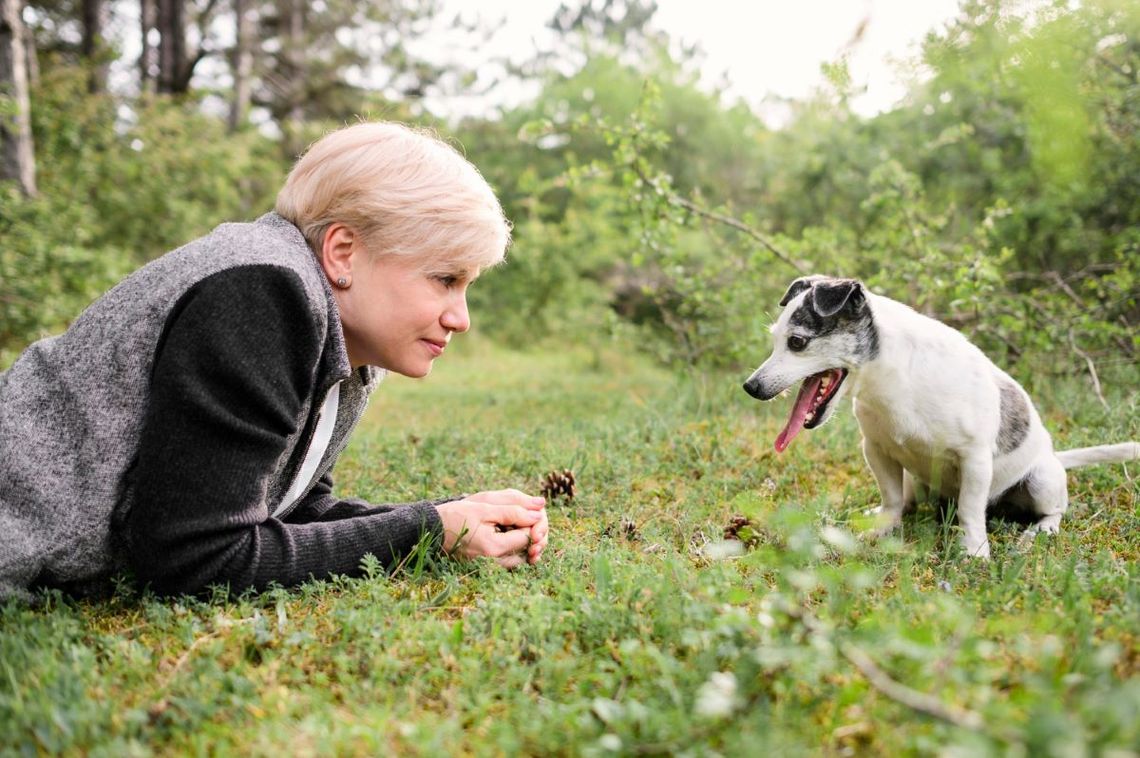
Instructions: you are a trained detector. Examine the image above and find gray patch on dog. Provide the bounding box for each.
[855,314,880,362]
[997,380,1030,454]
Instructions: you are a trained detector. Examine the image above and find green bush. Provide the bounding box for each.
[1,64,285,355]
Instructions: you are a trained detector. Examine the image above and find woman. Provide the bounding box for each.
[0,121,549,600]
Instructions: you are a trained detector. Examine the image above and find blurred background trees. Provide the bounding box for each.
[1,0,1136,387]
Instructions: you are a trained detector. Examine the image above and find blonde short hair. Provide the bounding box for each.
[275,122,510,272]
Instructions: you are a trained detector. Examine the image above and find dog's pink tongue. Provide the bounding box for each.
[775,375,821,453]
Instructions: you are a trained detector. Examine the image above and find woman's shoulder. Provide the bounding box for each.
[191,213,320,283]
[141,213,330,317]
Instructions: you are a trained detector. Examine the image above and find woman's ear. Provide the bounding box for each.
[319,223,356,288]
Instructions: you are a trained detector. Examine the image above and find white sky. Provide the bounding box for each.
[434,0,965,125]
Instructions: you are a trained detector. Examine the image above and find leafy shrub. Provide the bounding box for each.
[2,63,284,356]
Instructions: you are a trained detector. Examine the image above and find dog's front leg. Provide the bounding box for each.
[956,451,993,559]
[862,438,906,537]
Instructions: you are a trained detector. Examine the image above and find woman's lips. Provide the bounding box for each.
[422,339,445,357]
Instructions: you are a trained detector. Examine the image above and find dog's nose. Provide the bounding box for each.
[743,377,764,399]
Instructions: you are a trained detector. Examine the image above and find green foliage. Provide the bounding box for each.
[1,63,284,353]
[465,172,622,347]
[0,185,126,353]
[28,64,283,261]
[456,50,774,350]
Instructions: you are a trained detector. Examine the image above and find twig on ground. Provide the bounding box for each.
[789,606,1019,743]
[150,615,258,716]
[836,641,985,733]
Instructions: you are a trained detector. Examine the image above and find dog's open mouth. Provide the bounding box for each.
[775,368,848,452]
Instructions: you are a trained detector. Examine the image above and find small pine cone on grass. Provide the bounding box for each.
[602,517,640,541]
[540,468,576,502]
[723,515,762,549]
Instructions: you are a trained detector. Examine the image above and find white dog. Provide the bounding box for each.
[743,275,1139,559]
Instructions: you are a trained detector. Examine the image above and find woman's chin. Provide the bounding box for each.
[391,361,433,379]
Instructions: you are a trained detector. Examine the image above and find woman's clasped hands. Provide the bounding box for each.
[436,489,549,568]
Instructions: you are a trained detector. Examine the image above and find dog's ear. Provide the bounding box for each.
[812,279,866,318]
[779,276,821,306]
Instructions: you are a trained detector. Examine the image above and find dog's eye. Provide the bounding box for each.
[787,335,809,352]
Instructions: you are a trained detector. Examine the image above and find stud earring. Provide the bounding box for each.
[336,277,348,288]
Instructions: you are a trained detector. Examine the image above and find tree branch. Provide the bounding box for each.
[666,193,808,274]
[631,164,806,274]
[1068,329,1109,410]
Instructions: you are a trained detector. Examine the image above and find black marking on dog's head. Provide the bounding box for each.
[779,275,829,306]
[813,279,865,317]
[997,380,1030,454]
[784,277,880,363]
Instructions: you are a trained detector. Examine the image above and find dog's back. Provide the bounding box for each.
[853,295,1048,493]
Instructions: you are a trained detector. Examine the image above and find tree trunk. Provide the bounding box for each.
[156,0,186,94]
[0,0,36,197]
[140,0,155,92]
[22,4,35,87]
[81,0,108,93]
[277,0,305,154]
[228,0,253,132]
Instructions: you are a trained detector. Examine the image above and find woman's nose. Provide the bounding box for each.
[442,294,470,333]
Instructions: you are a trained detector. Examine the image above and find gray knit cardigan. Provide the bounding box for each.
[0,213,444,599]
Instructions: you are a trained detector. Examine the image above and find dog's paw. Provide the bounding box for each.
[860,521,901,543]
[1015,516,1063,553]
[960,539,991,561]
[859,505,902,542]
[1015,525,1055,553]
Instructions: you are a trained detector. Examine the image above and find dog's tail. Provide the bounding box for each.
[1056,442,1140,469]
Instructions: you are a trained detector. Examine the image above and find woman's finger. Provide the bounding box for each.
[470,489,546,508]
[491,504,542,527]
[527,518,548,559]
[488,526,532,557]
[529,513,549,541]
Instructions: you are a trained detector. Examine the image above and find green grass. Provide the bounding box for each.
[2,336,1138,756]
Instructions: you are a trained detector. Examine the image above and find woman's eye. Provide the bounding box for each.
[435,274,458,287]
[787,335,809,352]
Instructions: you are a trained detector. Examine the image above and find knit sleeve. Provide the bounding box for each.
[286,473,463,522]
[124,265,443,596]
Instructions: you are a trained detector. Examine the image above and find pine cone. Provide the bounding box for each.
[602,517,639,541]
[540,468,576,502]
[723,515,762,548]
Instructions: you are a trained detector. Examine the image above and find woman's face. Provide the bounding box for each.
[336,252,474,377]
